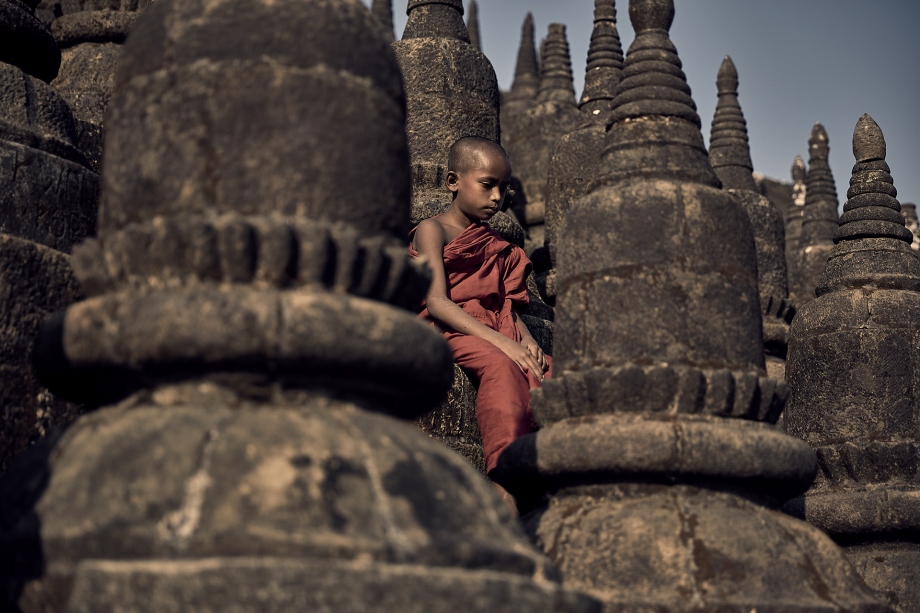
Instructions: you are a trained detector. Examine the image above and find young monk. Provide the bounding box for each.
[410,136,551,510]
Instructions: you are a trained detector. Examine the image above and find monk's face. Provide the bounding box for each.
[448,149,512,222]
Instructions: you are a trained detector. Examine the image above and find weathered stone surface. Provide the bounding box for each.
[416,364,485,474]
[709,56,793,379]
[1,3,596,612]
[0,68,97,252]
[0,0,60,82]
[799,122,839,303]
[504,23,581,254]
[542,0,622,303]
[0,22,97,473]
[785,114,920,612]
[495,2,891,611]
[0,236,82,474]
[900,202,920,251]
[49,0,152,170]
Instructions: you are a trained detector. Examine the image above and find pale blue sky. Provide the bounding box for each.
[367,0,920,206]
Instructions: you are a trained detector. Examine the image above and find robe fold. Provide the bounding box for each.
[410,220,550,473]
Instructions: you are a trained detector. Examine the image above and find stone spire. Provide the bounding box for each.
[786,154,807,299]
[0,0,97,472]
[798,122,839,302]
[370,0,395,40]
[579,0,623,114]
[709,56,757,191]
[3,2,596,612]
[786,114,920,612]
[496,2,893,611]
[709,56,793,379]
[900,202,920,251]
[507,12,539,103]
[537,23,576,105]
[541,0,624,303]
[466,0,481,52]
[402,0,469,42]
[504,23,580,252]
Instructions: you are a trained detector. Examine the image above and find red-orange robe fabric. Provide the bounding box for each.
[409,220,551,473]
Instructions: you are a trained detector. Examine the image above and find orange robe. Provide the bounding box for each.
[409,220,550,473]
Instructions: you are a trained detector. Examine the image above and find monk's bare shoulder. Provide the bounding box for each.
[413,217,447,251]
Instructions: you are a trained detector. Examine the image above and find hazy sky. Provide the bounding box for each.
[365,0,920,208]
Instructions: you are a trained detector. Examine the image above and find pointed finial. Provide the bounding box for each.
[403,0,469,41]
[792,155,806,183]
[716,55,738,94]
[466,0,481,51]
[370,0,395,40]
[853,113,886,163]
[536,23,576,105]
[580,0,624,115]
[709,55,756,191]
[508,13,539,101]
[809,123,829,155]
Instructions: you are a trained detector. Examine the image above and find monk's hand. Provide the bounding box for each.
[521,338,548,374]
[497,337,545,381]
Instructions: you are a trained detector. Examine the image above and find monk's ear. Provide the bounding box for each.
[446,171,460,193]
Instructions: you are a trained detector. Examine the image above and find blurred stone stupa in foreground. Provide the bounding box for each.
[0,2,598,612]
[786,114,920,613]
[496,1,893,610]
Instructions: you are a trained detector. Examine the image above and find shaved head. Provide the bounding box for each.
[447,137,510,174]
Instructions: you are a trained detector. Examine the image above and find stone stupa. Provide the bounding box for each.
[799,122,839,303]
[49,0,155,171]
[0,2,599,613]
[540,0,623,304]
[785,114,920,613]
[0,0,97,472]
[899,202,920,252]
[495,1,893,611]
[709,55,793,380]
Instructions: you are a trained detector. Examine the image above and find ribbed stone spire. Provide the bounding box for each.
[603,0,714,185]
[786,114,920,611]
[466,0,481,51]
[370,0,395,40]
[536,23,576,105]
[579,0,623,114]
[798,122,839,301]
[709,56,757,192]
[508,13,539,102]
[402,0,469,42]
[498,2,892,611]
[801,123,838,244]
[785,154,807,301]
[816,114,917,296]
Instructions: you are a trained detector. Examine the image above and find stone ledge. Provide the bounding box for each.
[532,363,786,425]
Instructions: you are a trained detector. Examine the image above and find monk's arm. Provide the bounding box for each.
[413,220,543,377]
